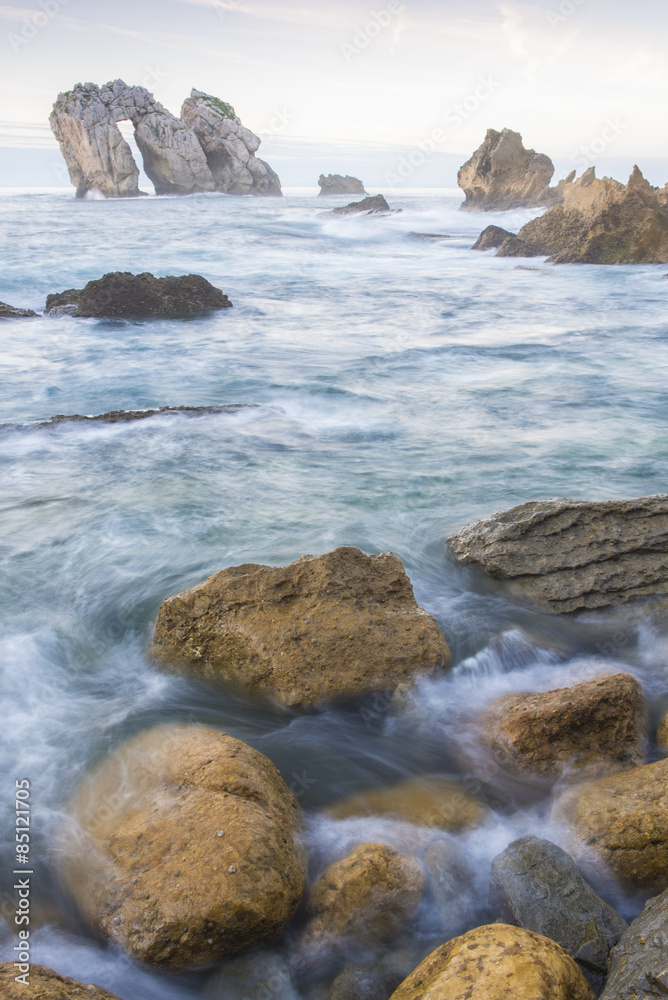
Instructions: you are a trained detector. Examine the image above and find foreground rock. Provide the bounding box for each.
[318,174,367,196]
[554,758,668,892]
[389,924,595,1000]
[458,128,556,211]
[600,887,668,1000]
[50,80,281,197]
[298,844,425,964]
[328,954,414,1000]
[326,776,487,832]
[448,495,668,613]
[478,674,647,780]
[489,836,627,992]
[59,724,306,968]
[471,225,516,250]
[46,271,232,319]
[332,195,393,215]
[516,166,668,264]
[150,546,450,710]
[0,301,38,318]
[181,90,281,196]
[0,964,122,998]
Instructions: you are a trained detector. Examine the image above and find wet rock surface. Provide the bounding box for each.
[458,128,556,212]
[332,195,393,215]
[600,887,668,1000]
[496,235,543,257]
[326,776,487,832]
[0,301,38,318]
[46,271,232,319]
[471,225,516,250]
[0,963,123,998]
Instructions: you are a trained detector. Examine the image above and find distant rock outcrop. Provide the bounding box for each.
[318,174,367,196]
[332,194,393,215]
[45,272,232,318]
[458,128,556,211]
[50,80,281,198]
[0,301,37,318]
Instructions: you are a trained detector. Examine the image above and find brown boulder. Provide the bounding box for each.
[0,964,121,999]
[447,495,668,613]
[458,128,555,212]
[478,674,647,780]
[517,166,668,264]
[298,843,425,963]
[326,776,487,832]
[59,724,306,968]
[553,758,668,892]
[388,924,595,1000]
[150,546,450,710]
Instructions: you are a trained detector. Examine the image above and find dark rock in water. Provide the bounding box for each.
[36,404,252,428]
[332,195,394,216]
[318,174,367,196]
[489,836,627,994]
[496,235,543,258]
[448,495,668,613]
[458,128,556,212]
[0,963,122,999]
[471,225,516,250]
[45,272,232,319]
[204,950,299,1000]
[407,232,451,241]
[328,953,413,1000]
[600,886,668,1000]
[0,301,38,318]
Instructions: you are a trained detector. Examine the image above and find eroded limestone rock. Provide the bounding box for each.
[458,128,556,211]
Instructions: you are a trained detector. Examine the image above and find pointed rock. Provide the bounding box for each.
[458,128,556,211]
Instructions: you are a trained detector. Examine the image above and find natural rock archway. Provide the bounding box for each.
[50,80,281,198]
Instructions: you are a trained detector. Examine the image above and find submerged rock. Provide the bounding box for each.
[45,271,232,319]
[204,950,299,1000]
[554,758,668,892]
[326,776,487,832]
[0,964,122,999]
[298,844,425,965]
[332,195,393,215]
[458,128,556,212]
[36,404,251,427]
[471,224,516,250]
[150,546,450,710]
[0,301,38,318]
[328,954,414,1000]
[448,495,668,613]
[59,724,307,968]
[489,836,627,993]
[388,924,595,1000]
[423,838,475,936]
[318,174,367,196]
[181,89,281,196]
[600,887,668,1000]
[478,674,647,780]
[517,166,668,264]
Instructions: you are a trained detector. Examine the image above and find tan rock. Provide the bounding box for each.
[458,128,555,212]
[478,674,647,779]
[517,166,668,264]
[150,546,450,710]
[657,711,668,750]
[553,758,668,892]
[448,495,668,613]
[59,724,306,968]
[326,776,487,832]
[0,963,121,999]
[388,924,595,1000]
[299,844,425,962]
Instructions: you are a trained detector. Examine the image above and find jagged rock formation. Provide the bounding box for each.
[318,173,367,196]
[45,272,232,318]
[181,90,281,196]
[600,887,668,1000]
[50,80,281,198]
[458,128,557,211]
[332,194,393,216]
[448,495,668,613]
[0,301,37,318]
[516,166,668,264]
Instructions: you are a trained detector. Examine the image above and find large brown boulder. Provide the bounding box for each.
[478,674,647,780]
[517,166,668,263]
[326,776,487,832]
[45,271,232,319]
[458,128,555,212]
[59,725,306,968]
[447,495,668,614]
[150,546,450,710]
[388,924,595,999]
[298,844,425,964]
[553,758,668,892]
[0,964,122,999]
[600,886,668,1000]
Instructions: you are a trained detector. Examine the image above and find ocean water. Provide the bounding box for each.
[1,186,668,998]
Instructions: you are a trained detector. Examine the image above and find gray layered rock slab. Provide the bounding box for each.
[458,128,556,211]
[0,301,38,318]
[46,271,232,319]
[471,225,516,250]
[319,174,367,196]
[489,836,627,993]
[150,546,450,710]
[332,195,393,215]
[34,405,251,428]
[181,90,281,196]
[447,495,668,613]
[600,887,668,1000]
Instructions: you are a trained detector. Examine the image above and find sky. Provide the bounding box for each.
[1,0,667,188]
